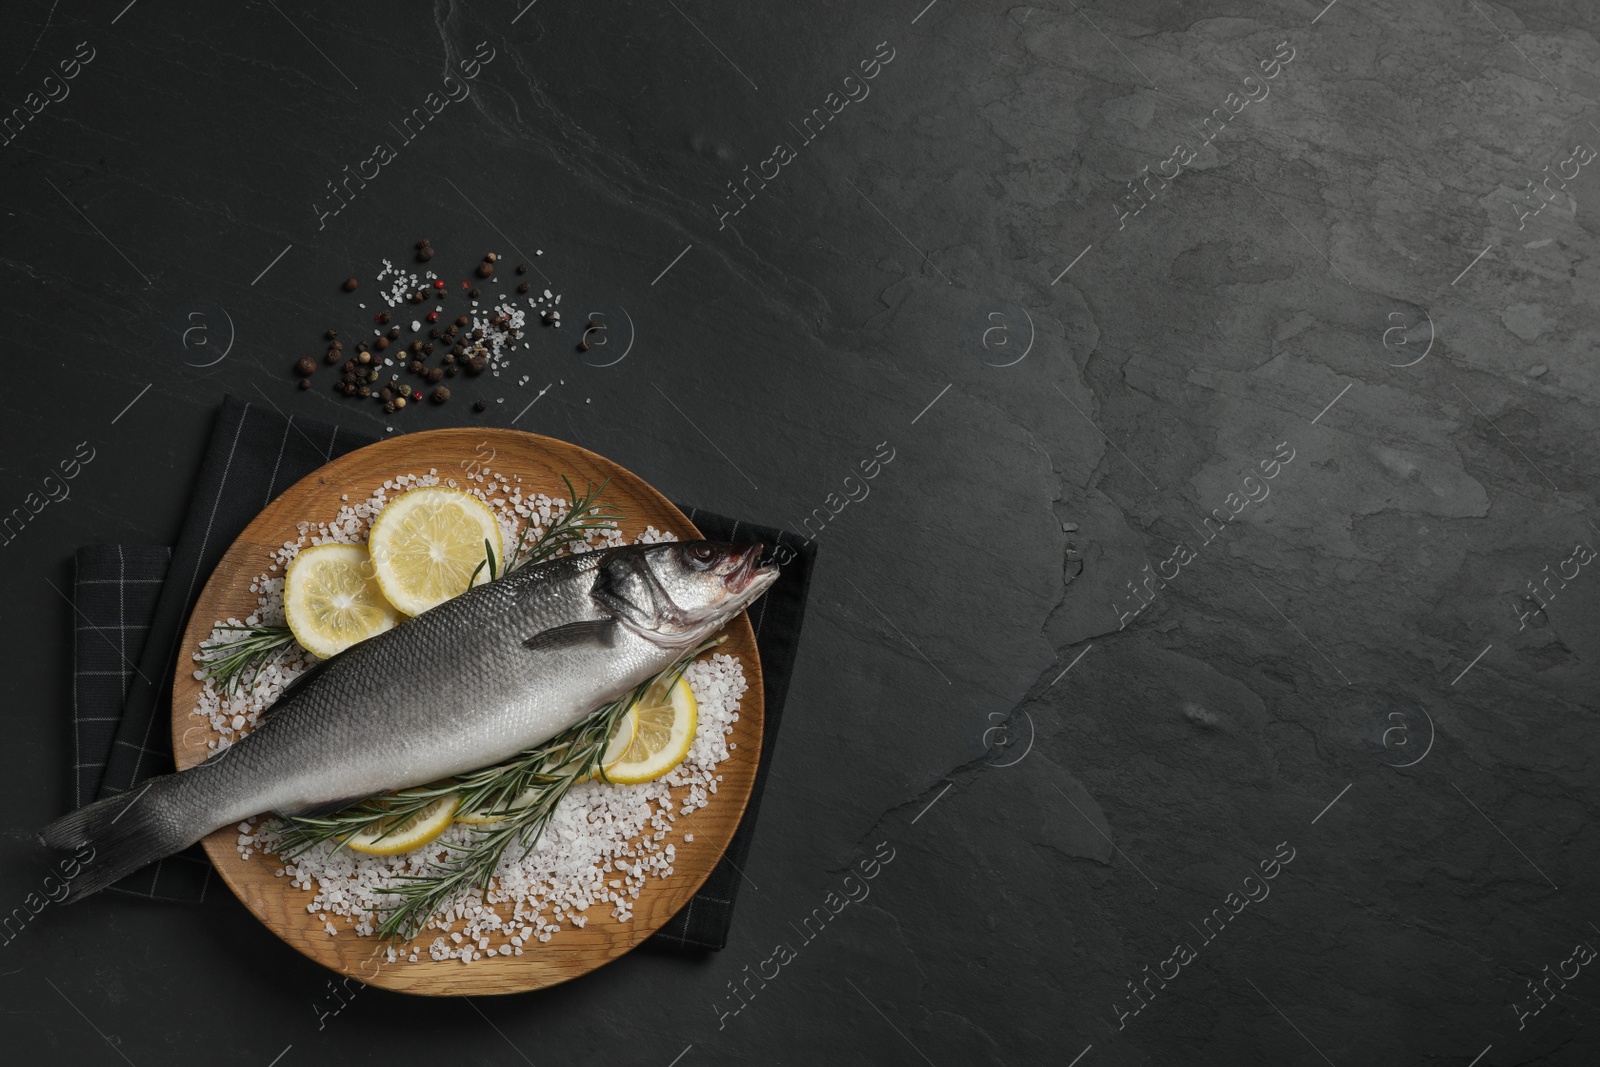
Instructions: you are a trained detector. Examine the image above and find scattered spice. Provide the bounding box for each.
[298,379,311,391]
[473,399,487,412]
[313,241,564,416]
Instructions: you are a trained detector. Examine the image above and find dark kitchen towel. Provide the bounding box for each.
[69,394,815,950]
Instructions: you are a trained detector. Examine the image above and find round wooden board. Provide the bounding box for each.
[170,427,764,996]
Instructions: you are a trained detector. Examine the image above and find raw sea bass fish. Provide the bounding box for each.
[40,541,778,902]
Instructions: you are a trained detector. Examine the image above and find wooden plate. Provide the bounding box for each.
[170,428,764,995]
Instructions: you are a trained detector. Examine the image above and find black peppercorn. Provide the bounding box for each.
[429,327,443,339]
[467,355,487,375]
[298,379,311,391]
[476,262,493,278]
[377,311,391,324]
[515,264,527,275]
[325,350,342,364]
[423,342,435,355]
[410,341,423,354]
[387,326,400,340]
[456,315,469,327]
[409,360,424,374]
[473,399,487,412]
[294,357,316,377]
[444,363,459,377]
[517,282,530,294]
[426,367,443,384]
[431,386,451,404]
[358,385,371,398]
[343,277,358,292]
[384,400,396,413]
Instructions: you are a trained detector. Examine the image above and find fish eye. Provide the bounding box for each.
[684,543,716,570]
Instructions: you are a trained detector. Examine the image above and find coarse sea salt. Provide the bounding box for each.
[193,470,736,964]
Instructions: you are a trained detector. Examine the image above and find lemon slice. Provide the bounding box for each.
[343,795,458,855]
[368,486,504,616]
[600,675,697,785]
[283,543,401,659]
[455,714,640,825]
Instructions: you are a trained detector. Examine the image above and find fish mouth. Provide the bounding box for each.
[723,543,774,595]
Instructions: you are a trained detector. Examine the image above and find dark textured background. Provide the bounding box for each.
[4,2,1598,1064]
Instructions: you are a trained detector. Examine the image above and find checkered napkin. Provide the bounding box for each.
[68,394,814,951]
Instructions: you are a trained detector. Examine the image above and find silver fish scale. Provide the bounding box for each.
[185,550,675,827]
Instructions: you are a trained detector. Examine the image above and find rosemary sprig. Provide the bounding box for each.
[194,624,297,695]
[504,476,624,574]
[273,637,722,943]
[463,477,621,593]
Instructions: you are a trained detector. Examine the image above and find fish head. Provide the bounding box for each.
[595,542,779,647]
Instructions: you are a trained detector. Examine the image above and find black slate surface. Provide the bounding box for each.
[3,2,1599,1065]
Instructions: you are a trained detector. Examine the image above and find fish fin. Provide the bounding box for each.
[521,619,617,653]
[256,648,346,722]
[277,795,369,819]
[37,776,193,903]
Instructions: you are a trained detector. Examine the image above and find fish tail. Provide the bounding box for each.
[36,775,196,903]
